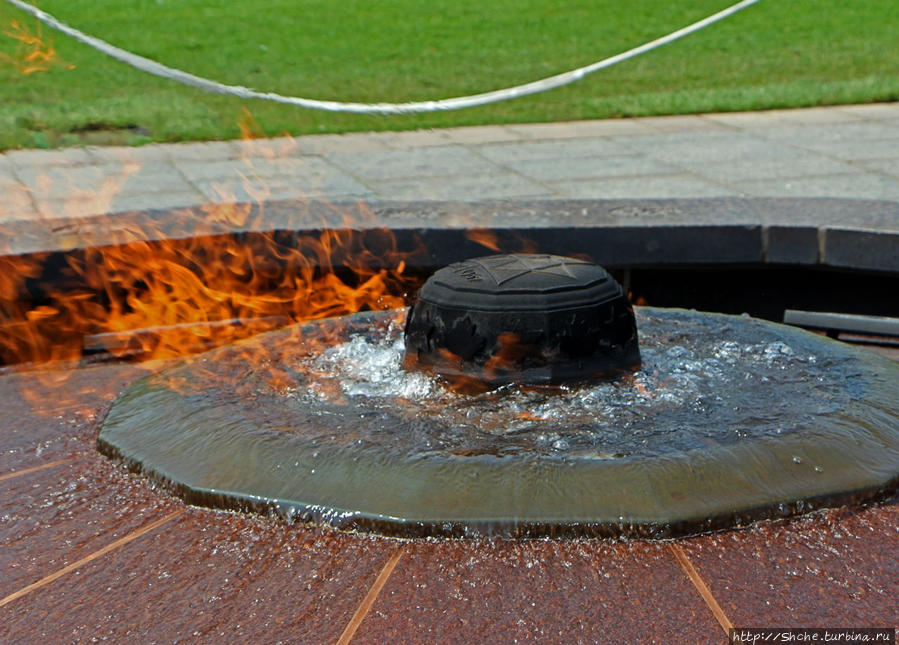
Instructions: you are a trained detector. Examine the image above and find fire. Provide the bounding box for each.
[1,18,73,75]
[0,218,421,367]
[483,332,532,381]
[0,122,425,387]
[466,229,501,252]
[629,291,648,306]
[465,229,538,254]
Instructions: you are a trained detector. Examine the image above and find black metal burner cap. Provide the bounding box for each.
[404,254,641,385]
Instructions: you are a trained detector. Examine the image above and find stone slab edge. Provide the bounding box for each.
[1,198,897,274]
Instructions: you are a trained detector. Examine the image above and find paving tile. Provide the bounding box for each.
[550,174,739,199]
[471,138,633,164]
[697,111,792,129]
[732,173,899,201]
[618,130,800,164]
[85,144,176,164]
[854,158,899,177]
[192,174,374,204]
[292,132,392,156]
[232,136,302,159]
[755,121,899,146]
[173,155,343,182]
[678,504,899,628]
[371,126,527,149]
[507,118,655,139]
[327,145,503,180]
[0,164,21,184]
[14,163,197,201]
[0,456,180,598]
[796,137,899,161]
[35,190,207,219]
[762,106,871,124]
[369,172,553,201]
[0,365,147,474]
[504,154,680,182]
[362,129,459,148]
[355,540,724,644]
[0,182,34,214]
[702,107,866,129]
[833,103,899,120]
[677,154,862,182]
[159,140,242,162]
[0,506,397,644]
[442,125,527,145]
[0,202,39,224]
[639,114,731,133]
[6,147,94,168]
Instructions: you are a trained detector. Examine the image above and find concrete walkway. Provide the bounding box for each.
[1,103,898,222]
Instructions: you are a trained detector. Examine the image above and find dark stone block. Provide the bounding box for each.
[824,228,899,273]
[765,225,819,265]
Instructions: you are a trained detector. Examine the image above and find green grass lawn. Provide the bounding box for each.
[1,0,897,150]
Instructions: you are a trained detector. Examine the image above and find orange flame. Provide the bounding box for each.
[1,19,73,75]
[0,120,426,387]
[466,229,501,251]
[237,107,264,141]
[483,332,534,381]
[464,229,538,254]
[628,291,648,306]
[0,220,421,367]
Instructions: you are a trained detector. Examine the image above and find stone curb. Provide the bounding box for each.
[2,197,897,275]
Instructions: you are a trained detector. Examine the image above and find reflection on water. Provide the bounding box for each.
[98,308,898,538]
[283,309,848,458]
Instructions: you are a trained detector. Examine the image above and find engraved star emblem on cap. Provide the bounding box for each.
[473,254,584,285]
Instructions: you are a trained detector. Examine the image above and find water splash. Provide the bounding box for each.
[286,310,839,458]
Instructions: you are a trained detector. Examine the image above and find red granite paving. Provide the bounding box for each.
[0,362,147,472]
[0,453,180,598]
[1,506,399,643]
[1,359,896,642]
[678,502,899,628]
[354,539,725,644]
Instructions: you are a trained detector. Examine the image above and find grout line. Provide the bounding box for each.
[0,457,78,483]
[0,510,183,608]
[335,547,405,645]
[668,543,733,636]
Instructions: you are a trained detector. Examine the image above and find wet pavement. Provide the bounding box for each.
[1,105,898,641]
[0,359,896,642]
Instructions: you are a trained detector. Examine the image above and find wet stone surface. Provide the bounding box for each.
[1,353,896,641]
[97,308,899,537]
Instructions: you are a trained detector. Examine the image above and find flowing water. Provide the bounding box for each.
[98,308,899,537]
[293,309,849,459]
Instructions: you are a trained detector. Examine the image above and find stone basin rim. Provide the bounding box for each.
[97,307,899,539]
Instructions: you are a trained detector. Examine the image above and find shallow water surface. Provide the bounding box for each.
[98,308,899,537]
[284,309,849,458]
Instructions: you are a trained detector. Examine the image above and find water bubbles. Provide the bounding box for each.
[313,335,444,400]
[281,309,847,458]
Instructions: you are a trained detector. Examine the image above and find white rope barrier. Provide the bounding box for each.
[4,0,761,114]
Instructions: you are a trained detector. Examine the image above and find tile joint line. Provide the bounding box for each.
[668,542,734,635]
[0,510,184,608]
[336,547,405,645]
[0,456,78,483]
